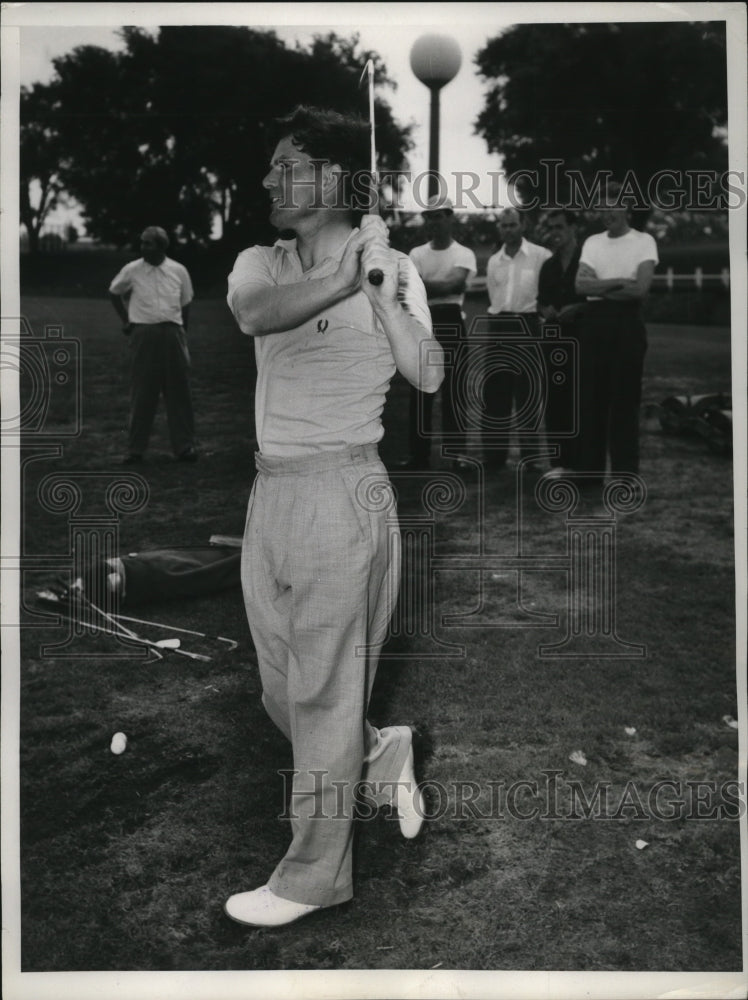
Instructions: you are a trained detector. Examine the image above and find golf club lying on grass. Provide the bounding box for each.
[81,593,221,661]
[61,608,209,662]
[79,590,212,661]
[35,589,211,662]
[35,597,165,661]
[113,613,239,651]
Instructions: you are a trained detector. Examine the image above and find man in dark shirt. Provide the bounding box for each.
[537,209,586,471]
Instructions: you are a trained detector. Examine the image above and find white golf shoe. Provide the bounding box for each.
[392,736,425,839]
[224,884,322,927]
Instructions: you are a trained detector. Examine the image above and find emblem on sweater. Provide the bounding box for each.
[317,319,329,334]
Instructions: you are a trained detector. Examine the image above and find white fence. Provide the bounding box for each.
[467,267,730,294]
[656,267,730,290]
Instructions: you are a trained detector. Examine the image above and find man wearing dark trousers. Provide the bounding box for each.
[575,186,658,480]
[537,209,586,471]
[406,195,477,472]
[109,226,197,464]
[482,208,551,471]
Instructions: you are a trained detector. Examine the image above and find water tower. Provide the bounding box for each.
[409,34,462,201]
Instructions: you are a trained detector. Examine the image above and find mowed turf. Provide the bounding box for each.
[13,294,741,973]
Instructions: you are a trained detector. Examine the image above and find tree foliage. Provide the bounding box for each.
[21,26,411,248]
[474,22,728,205]
[19,83,68,253]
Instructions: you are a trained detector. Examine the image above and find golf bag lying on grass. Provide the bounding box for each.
[54,545,242,610]
[658,392,732,456]
[37,546,243,661]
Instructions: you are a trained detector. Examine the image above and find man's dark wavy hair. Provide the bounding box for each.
[546,208,578,226]
[272,105,375,216]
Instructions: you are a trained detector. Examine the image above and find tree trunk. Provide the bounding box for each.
[20,182,40,254]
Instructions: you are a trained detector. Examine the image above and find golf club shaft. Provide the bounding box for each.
[83,596,212,658]
[363,59,383,286]
[115,613,238,649]
[97,617,213,661]
[93,617,211,662]
[44,608,165,660]
[71,595,213,659]
[81,594,141,639]
[43,603,211,661]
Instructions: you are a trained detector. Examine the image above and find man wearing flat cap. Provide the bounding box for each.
[405,195,477,472]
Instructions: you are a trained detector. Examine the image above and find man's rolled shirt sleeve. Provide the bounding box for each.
[179,265,194,307]
[109,262,135,297]
[456,245,478,283]
[397,257,433,334]
[227,248,276,335]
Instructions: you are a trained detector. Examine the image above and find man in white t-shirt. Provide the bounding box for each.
[109,226,196,464]
[575,185,658,478]
[406,195,477,472]
[481,208,552,471]
[223,106,443,928]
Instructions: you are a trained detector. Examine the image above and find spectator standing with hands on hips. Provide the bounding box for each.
[224,106,442,928]
[108,226,197,465]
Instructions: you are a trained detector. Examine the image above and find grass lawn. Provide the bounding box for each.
[9,293,742,979]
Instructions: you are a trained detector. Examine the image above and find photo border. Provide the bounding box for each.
[2,4,746,999]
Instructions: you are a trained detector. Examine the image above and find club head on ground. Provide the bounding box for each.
[37,590,62,604]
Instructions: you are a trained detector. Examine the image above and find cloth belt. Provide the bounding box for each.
[254,443,381,476]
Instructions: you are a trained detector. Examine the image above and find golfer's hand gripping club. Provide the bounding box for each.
[360,214,387,286]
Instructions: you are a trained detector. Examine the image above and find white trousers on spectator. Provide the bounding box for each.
[241,444,409,906]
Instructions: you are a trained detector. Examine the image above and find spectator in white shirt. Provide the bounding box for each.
[109,227,197,465]
[404,195,477,472]
[574,184,658,480]
[481,208,552,472]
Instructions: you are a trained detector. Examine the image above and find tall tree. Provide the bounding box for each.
[19,83,67,254]
[474,22,728,206]
[21,26,411,249]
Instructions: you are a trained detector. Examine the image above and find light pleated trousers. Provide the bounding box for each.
[241,443,409,907]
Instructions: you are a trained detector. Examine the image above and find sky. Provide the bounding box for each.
[9,2,743,227]
[17,20,505,191]
[16,13,517,221]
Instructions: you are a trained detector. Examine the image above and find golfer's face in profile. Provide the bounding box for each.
[264,136,326,230]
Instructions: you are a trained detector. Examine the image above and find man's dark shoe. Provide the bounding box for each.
[122,454,143,465]
[177,448,198,463]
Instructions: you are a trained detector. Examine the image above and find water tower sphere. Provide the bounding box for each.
[409,34,462,89]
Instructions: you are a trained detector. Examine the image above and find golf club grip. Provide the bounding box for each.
[368,268,384,286]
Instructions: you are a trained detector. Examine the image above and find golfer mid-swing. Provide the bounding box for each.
[225,106,443,927]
